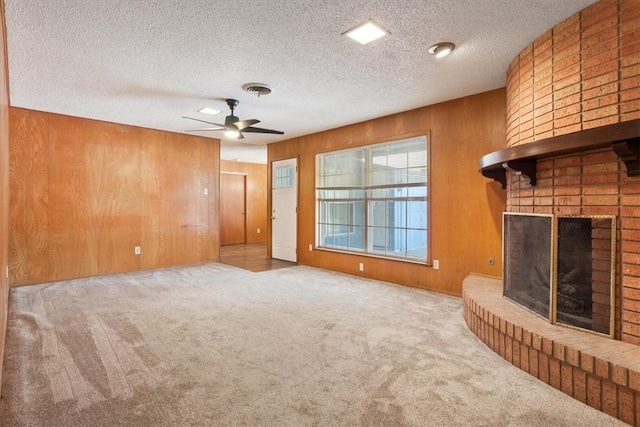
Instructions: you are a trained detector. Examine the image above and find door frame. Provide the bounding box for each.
[268,156,299,259]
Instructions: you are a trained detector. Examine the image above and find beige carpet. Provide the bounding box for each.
[0,263,625,426]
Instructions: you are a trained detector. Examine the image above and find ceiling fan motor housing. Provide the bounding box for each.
[225,115,239,126]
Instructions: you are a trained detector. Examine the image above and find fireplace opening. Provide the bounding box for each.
[503,213,616,337]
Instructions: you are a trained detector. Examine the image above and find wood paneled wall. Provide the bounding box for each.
[9,107,220,286]
[268,89,506,296]
[0,0,10,396]
[220,160,267,243]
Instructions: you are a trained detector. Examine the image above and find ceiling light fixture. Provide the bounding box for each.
[343,20,389,45]
[197,107,221,115]
[225,129,240,139]
[428,42,455,58]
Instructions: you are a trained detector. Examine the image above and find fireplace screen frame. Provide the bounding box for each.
[502,212,554,321]
[502,212,617,338]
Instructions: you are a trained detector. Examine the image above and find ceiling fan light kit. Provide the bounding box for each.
[183,98,284,140]
[428,42,455,58]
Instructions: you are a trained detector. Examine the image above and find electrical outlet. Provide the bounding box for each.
[135,246,141,255]
[309,244,313,251]
[433,260,440,269]
[203,188,209,195]
[359,263,364,271]
[257,228,261,234]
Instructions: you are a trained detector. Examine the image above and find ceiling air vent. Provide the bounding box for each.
[242,83,272,97]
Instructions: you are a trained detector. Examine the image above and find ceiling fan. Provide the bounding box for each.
[183,98,284,139]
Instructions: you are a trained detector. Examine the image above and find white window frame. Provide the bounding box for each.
[315,135,429,262]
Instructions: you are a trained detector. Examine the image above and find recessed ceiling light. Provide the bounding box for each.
[428,42,455,58]
[198,107,221,115]
[344,20,389,45]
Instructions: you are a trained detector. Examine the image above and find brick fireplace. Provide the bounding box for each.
[464,0,640,424]
[503,0,640,345]
[506,148,637,339]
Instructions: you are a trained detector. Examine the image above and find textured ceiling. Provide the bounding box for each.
[5,0,597,163]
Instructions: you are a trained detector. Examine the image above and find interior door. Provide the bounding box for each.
[271,158,297,262]
[220,173,246,245]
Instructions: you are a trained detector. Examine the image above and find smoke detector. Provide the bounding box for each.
[242,83,272,97]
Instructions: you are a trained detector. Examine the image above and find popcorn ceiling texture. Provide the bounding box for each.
[3,0,596,147]
[506,0,640,147]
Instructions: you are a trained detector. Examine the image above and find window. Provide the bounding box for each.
[316,135,428,261]
[274,165,294,188]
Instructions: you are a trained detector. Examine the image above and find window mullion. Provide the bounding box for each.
[363,146,371,253]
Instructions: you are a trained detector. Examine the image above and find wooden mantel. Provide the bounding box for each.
[479,119,640,189]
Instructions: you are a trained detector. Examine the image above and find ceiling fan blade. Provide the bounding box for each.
[233,119,260,131]
[182,116,225,127]
[242,126,285,135]
[238,131,245,140]
[185,127,225,132]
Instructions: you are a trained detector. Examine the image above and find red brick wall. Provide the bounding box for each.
[506,0,640,147]
[504,0,640,344]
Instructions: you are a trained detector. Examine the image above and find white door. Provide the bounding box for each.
[272,158,297,262]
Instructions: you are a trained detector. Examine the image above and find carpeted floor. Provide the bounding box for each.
[0,263,625,426]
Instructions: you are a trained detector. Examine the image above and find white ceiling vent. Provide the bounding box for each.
[242,83,272,97]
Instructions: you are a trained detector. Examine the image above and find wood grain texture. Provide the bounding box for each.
[8,108,220,285]
[48,114,142,280]
[220,173,246,245]
[220,242,295,272]
[8,108,49,284]
[0,0,10,396]
[140,129,219,269]
[268,89,507,296]
[220,160,267,243]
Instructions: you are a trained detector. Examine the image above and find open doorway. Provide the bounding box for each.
[219,160,293,271]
